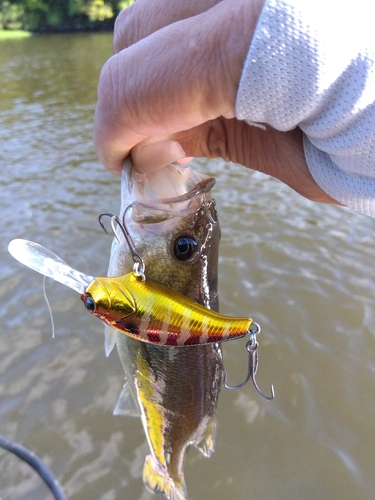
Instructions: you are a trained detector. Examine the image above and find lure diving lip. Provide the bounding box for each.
[8,239,94,294]
[8,238,253,346]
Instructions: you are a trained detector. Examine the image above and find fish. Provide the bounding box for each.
[7,162,273,499]
[104,159,224,500]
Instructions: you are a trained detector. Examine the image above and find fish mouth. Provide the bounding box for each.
[121,159,216,217]
[151,175,215,204]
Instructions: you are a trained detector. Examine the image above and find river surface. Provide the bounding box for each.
[1,33,375,500]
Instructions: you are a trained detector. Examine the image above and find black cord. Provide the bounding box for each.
[0,434,67,500]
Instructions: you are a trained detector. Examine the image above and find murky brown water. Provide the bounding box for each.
[1,33,375,500]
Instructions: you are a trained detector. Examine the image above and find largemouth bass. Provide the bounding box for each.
[7,163,273,499]
[104,160,223,500]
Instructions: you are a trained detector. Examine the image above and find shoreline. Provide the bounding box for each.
[0,19,115,41]
[0,30,32,40]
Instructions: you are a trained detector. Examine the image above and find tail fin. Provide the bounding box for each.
[143,455,187,500]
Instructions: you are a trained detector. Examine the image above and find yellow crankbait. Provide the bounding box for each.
[8,231,274,397]
[82,272,253,346]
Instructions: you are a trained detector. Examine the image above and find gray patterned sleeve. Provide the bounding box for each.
[235,0,375,216]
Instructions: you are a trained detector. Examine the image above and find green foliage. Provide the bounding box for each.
[0,0,135,32]
[118,0,134,9]
[85,0,113,22]
[0,1,25,30]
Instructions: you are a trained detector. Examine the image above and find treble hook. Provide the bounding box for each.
[99,206,146,281]
[223,322,275,400]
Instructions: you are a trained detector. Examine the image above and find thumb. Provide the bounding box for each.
[94,0,263,175]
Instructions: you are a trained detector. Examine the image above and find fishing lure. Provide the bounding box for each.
[82,271,253,346]
[8,237,253,347]
[8,206,274,398]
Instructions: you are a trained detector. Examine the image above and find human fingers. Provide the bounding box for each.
[131,140,192,174]
[134,118,340,204]
[94,0,264,175]
[114,0,222,53]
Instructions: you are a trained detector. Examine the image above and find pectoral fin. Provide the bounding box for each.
[113,379,139,417]
[104,325,117,357]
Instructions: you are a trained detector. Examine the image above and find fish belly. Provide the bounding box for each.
[116,334,222,499]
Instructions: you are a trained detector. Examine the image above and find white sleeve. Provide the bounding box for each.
[235,0,375,217]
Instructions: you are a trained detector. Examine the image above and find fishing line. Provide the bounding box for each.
[43,275,55,338]
[0,434,67,500]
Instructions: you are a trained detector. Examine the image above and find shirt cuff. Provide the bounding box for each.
[304,135,375,217]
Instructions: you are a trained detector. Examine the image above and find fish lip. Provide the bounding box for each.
[122,160,216,208]
[131,178,217,221]
[124,162,218,225]
[144,177,216,206]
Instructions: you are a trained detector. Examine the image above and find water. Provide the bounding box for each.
[1,33,375,500]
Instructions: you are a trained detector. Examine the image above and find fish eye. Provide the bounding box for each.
[84,296,96,312]
[174,236,198,261]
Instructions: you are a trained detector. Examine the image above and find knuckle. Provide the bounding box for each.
[113,4,140,53]
[206,119,229,160]
[114,2,157,54]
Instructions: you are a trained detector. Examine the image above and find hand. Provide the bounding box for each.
[94,0,339,204]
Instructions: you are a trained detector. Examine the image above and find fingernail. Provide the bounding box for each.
[133,140,186,173]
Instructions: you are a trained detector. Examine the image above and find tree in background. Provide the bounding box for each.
[0,1,25,30]
[0,0,134,32]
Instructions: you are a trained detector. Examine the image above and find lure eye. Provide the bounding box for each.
[84,296,96,312]
[174,236,198,261]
